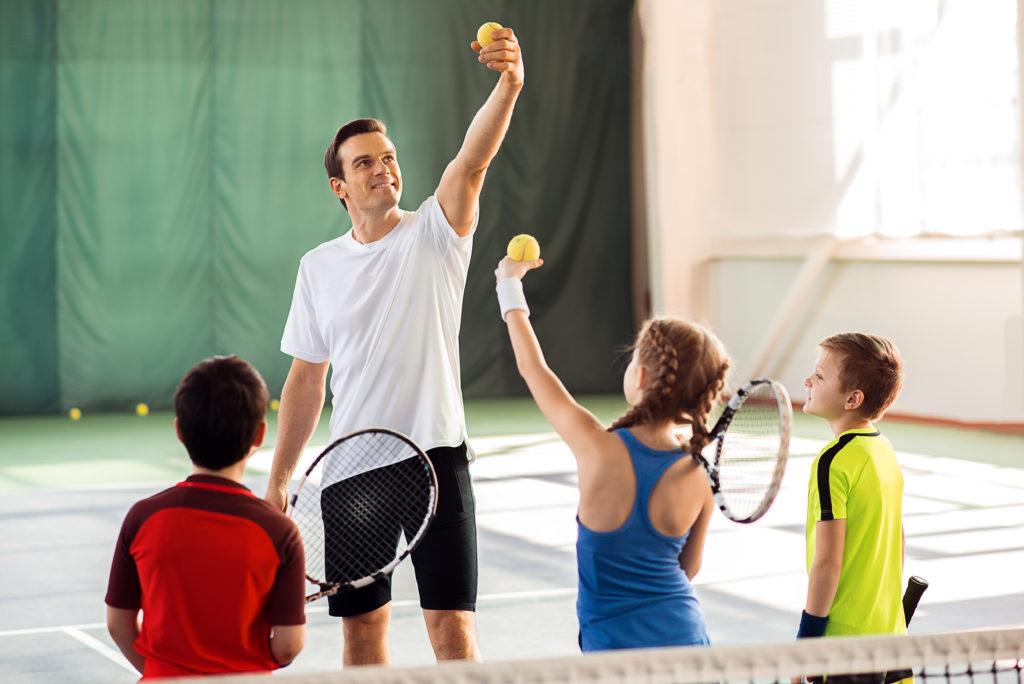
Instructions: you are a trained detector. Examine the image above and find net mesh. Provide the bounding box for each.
[713,381,790,522]
[289,431,435,589]
[174,628,1024,683]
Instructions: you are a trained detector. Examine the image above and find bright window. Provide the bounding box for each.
[827,0,1020,237]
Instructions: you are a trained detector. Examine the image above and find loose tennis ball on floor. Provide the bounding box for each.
[270,399,280,412]
[135,403,149,417]
[507,234,540,262]
[69,407,82,421]
[477,21,503,47]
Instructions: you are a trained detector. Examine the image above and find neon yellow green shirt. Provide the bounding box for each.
[806,428,907,636]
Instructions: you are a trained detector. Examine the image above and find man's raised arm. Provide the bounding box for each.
[436,27,525,236]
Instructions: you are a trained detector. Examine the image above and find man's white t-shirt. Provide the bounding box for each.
[281,195,474,476]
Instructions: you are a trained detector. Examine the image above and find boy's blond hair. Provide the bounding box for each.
[820,333,903,420]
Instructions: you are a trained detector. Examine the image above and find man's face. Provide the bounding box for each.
[333,132,402,211]
[802,347,849,420]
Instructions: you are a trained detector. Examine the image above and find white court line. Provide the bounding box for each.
[0,588,579,634]
[61,627,137,674]
[2,481,175,495]
[0,622,105,637]
[306,586,578,614]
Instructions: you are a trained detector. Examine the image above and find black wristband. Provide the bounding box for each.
[797,610,828,638]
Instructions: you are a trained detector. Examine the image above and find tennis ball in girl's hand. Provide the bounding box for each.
[69,407,82,421]
[507,234,540,261]
[270,399,280,411]
[135,403,149,416]
[477,21,503,47]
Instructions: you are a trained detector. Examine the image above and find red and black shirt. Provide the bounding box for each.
[105,475,306,679]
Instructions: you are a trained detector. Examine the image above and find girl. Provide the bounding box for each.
[494,256,731,651]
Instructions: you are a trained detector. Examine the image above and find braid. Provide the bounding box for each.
[609,321,680,431]
[609,404,645,431]
[639,322,680,417]
[687,362,730,457]
[608,318,732,450]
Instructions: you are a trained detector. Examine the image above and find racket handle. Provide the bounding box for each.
[903,575,928,626]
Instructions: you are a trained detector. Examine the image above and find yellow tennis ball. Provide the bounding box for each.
[69,407,82,421]
[477,21,503,47]
[135,403,149,416]
[270,399,280,412]
[507,234,540,262]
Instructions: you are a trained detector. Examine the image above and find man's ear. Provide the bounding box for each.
[329,176,347,202]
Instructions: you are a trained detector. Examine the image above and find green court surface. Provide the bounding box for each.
[0,396,1020,491]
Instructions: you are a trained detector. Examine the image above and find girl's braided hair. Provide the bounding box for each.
[609,317,731,457]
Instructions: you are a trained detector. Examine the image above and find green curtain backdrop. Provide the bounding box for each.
[0,0,59,413]
[0,0,634,414]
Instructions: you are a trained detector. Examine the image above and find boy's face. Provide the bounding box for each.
[802,347,851,420]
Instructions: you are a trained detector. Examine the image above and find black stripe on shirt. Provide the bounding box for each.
[816,432,879,520]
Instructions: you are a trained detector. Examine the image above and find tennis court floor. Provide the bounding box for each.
[1,400,1021,682]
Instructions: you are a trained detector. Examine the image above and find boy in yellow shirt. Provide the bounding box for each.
[798,333,907,644]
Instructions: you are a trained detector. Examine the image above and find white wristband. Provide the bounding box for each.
[496,277,530,321]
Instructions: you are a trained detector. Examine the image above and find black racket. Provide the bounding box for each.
[698,378,792,523]
[877,577,930,683]
[288,428,438,603]
[903,575,928,625]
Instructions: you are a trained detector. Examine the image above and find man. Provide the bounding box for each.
[264,28,525,664]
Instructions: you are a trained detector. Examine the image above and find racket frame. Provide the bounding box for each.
[289,428,439,603]
[698,378,793,524]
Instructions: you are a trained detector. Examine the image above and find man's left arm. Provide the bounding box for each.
[436,27,525,237]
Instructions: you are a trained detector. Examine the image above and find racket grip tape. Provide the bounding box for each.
[902,575,928,626]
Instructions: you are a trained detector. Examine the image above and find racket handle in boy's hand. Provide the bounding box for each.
[903,575,928,626]
[698,378,793,524]
[288,428,438,603]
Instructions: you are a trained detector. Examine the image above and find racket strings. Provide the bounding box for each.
[290,432,434,589]
[714,385,788,521]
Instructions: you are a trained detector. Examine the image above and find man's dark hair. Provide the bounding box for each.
[174,355,269,470]
[324,118,388,210]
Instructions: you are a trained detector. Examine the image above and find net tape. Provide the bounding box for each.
[174,628,1023,684]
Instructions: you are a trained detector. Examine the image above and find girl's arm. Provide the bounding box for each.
[496,258,607,454]
[678,485,714,579]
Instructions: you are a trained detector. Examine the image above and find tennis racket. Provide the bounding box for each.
[288,428,438,603]
[903,575,928,625]
[876,577,930,683]
[697,378,792,523]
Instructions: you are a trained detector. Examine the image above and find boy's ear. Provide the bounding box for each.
[252,420,268,450]
[173,418,184,444]
[845,389,865,412]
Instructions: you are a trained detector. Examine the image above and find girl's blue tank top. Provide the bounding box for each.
[575,428,709,651]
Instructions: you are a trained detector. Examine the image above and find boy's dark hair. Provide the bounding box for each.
[174,355,269,470]
[820,333,903,421]
[324,118,388,209]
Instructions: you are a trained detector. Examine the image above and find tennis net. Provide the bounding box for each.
[177,627,1023,684]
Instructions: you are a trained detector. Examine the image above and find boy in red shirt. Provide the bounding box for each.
[105,356,306,678]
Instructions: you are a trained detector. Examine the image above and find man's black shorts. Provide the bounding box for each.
[323,442,478,617]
